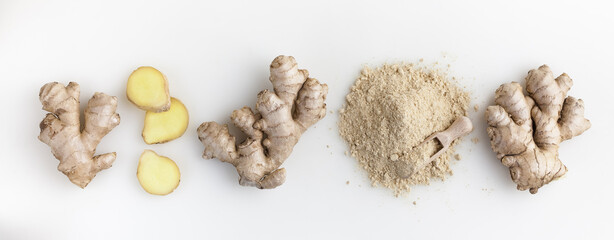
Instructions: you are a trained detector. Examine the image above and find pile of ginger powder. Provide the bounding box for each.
[339,63,469,195]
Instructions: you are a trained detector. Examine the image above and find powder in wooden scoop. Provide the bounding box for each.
[338,63,469,195]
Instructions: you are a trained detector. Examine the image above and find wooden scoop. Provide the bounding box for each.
[396,116,473,178]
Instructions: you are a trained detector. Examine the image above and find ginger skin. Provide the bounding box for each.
[485,65,590,194]
[39,82,120,188]
[197,55,328,189]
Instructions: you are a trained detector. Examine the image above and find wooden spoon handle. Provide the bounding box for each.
[438,116,473,146]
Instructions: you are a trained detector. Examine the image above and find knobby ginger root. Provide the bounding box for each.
[485,65,591,194]
[127,66,171,112]
[38,82,120,188]
[143,97,189,144]
[197,55,328,189]
[137,150,181,195]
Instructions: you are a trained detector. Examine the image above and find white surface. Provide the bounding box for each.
[1,0,612,239]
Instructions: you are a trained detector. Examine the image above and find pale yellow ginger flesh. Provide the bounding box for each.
[143,97,189,144]
[38,82,120,188]
[197,55,328,189]
[137,150,180,195]
[485,65,591,194]
[127,66,171,112]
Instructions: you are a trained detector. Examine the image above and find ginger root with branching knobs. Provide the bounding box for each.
[39,82,120,188]
[197,55,328,189]
[485,65,590,194]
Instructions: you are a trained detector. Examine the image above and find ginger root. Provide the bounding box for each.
[127,66,171,112]
[485,65,591,194]
[197,55,328,189]
[39,82,120,188]
[137,150,181,195]
[142,97,189,144]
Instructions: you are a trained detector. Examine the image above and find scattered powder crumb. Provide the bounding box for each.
[329,110,334,114]
[454,154,461,160]
[474,104,479,112]
[339,63,470,196]
[472,137,479,144]
[326,145,330,148]
[346,181,350,185]
[413,201,417,205]
[344,151,349,156]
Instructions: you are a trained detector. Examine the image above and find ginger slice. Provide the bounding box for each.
[137,150,181,195]
[127,66,171,112]
[142,97,189,144]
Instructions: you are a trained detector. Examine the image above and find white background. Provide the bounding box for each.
[1,0,612,239]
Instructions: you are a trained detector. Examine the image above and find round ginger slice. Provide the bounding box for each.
[137,150,181,195]
[142,97,189,144]
[127,66,171,112]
